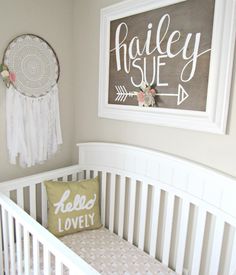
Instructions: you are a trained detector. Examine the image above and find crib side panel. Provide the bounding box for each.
[77,142,236,275]
[0,165,80,227]
[0,192,99,275]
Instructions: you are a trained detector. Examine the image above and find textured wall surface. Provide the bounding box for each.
[0,0,75,181]
[73,0,236,177]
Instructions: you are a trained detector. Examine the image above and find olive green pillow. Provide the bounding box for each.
[44,177,102,237]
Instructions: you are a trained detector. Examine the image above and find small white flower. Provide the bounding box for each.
[1,70,9,78]
[140,81,147,92]
[144,94,155,106]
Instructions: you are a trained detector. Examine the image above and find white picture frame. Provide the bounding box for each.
[98,0,236,134]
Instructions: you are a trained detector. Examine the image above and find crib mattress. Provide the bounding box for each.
[60,227,176,275]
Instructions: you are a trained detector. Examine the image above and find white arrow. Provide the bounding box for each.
[114,84,189,105]
[115,85,136,102]
[156,84,189,105]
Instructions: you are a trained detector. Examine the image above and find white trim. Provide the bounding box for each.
[98,0,236,134]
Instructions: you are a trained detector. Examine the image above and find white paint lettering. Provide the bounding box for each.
[54,190,96,215]
[89,213,95,226]
[110,13,211,85]
[58,218,64,233]
[156,55,168,86]
[57,213,96,233]
[64,218,71,231]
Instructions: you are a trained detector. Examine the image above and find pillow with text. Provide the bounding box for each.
[44,177,102,237]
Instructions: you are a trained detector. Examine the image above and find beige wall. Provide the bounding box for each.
[0,0,235,181]
[73,0,236,177]
[0,0,75,181]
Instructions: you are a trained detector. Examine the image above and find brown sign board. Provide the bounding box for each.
[108,0,214,111]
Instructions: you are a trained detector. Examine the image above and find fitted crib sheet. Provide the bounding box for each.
[10,227,176,275]
[59,227,176,275]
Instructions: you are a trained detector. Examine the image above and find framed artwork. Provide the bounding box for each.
[98,0,236,134]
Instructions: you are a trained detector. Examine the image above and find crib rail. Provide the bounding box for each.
[1,145,236,275]
[0,193,99,275]
[0,165,100,275]
[0,165,80,227]
[78,142,236,275]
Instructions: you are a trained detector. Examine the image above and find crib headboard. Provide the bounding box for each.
[77,142,236,275]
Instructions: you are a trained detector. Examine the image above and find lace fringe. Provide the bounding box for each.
[6,85,62,167]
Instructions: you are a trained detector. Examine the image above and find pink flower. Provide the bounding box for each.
[9,72,16,82]
[137,91,145,103]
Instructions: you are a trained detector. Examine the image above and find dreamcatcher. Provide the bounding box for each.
[1,34,62,167]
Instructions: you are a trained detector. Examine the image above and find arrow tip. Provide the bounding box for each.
[177,84,189,105]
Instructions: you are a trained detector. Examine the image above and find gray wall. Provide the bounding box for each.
[0,0,75,181]
[73,0,236,177]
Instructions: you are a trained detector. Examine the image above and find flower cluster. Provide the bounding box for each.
[136,82,157,107]
[0,64,16,87]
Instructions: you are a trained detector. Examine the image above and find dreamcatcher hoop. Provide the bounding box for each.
[2,33,60,97]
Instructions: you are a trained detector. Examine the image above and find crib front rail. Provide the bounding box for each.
[0,190,99,275]
[0,165,81,228]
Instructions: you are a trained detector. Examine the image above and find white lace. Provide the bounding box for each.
[6,85,62,167]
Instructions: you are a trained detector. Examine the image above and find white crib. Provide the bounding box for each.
[0,142,236,275]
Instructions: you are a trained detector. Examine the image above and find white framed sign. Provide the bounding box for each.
[98,0,236,134]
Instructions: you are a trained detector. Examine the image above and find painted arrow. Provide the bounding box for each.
[115,85,136,102]
[156,84,189,105]
[114,84,189,106]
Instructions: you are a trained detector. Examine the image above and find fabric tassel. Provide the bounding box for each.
[6,85,63,167]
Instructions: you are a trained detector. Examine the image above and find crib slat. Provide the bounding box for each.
[43,247,51,275]
[9,214,16,275]
[71,172,77,181]
[138,182,148,250]
[162,193,175,266]
[0,213,4,275]
[24,228,30,275]
[79,170,84,181]
[150,186,161,258]
[128,178,136,243]
[109,173,116,232]
[191,207,207,275]
[69,267,78,275]
[86,170,90,180]
[93,170,98,178]
[41,182,48,227]
[56,258,63,275]
[118,176,126,237]
[229,230,236,275]
[16,187,24,209]
[30,184,36,219]
[101,172,107,225]
[208,218,225,275]
[33,236,40,275]
[176,200,190,274]
[2,209,9,275]
[16,221,23,275]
